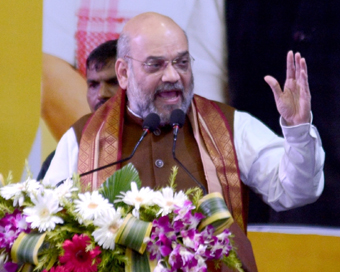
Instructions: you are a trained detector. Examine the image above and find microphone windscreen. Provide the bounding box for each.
[170,109,186,128]
[143,113,160,132]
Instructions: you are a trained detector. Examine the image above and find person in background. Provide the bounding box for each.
[37,40,118,180]
[85,40,119,112]
[44,12,325,271]
[41,0,227,141]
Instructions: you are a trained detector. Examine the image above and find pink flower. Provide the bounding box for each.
[59,234,101,272]
[42,266,67,272]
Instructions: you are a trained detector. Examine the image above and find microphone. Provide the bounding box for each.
[170,108,186,139]
[170,109,207,195]
[56,112,160,186]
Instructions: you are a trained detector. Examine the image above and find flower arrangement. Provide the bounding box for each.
[0,164,243,272]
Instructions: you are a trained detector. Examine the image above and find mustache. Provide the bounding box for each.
[154,82,184,95]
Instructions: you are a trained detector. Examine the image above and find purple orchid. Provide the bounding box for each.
[3,262,18,272]
[168,244,184,270]
[151,216,176,240]
[173,200,195,222]
[0,209,30,251]
[148,198,235,271]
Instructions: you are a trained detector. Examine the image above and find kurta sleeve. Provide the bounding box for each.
[43,128,80,187]
[234,110,325,211]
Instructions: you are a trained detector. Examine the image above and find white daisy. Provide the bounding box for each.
[41,176,55,187]
[74,190,113,222]
[153,187,188,216]
[54,178,78,204]
[23,189,63,232]
[0,178,42,207]
[115,182,155,218]
[92,207,123,250]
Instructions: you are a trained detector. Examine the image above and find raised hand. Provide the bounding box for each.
[264,51,311,126]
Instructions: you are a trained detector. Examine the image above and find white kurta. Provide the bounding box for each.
[44,110,325,212]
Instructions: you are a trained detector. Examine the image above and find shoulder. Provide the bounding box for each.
[72,113,92,144]
[193,94,236,129]
[212,100,236,118]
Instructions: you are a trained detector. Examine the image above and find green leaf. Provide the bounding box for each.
[115,214,152,254]
[125,248,157,272]
[222,250,244,272]
[0,200,15,217]
[11,232,47,265]
[100,163,141,205]
[98,245,126,272]
[24,159,33,179]
[167,166,178,189]
[197,192,233,234]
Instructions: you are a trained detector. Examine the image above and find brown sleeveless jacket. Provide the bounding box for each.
[73,91,257,271]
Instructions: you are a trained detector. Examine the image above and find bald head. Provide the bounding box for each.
[117,12,188,59]
[124,12,184,37]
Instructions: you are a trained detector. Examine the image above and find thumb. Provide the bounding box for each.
[264,75,282,99]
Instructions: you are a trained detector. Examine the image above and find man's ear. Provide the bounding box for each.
[115,58,128,89]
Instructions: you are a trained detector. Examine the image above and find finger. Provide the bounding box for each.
[297,57,308,87]
[286,50,295,80]
[300,57,308,76]
[295,52,301,79]
[300,69,310,97]
[264,75,282,100]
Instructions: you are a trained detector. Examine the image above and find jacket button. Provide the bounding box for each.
[155,159,164,168]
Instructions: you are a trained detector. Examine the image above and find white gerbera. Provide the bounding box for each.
[23,189,63,232]
[115,182,155,218]
[92,207,123,249]
[0,178,42,206]
[54,178,78,204]
[74,191,113,222]
[153,187,188,216]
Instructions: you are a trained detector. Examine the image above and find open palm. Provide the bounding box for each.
[264,51,311,126]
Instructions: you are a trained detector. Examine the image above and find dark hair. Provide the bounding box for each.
[86,40,117,72]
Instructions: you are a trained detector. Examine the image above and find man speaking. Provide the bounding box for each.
[44,12,325,271]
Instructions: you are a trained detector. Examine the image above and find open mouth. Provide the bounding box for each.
[156,90,182,102]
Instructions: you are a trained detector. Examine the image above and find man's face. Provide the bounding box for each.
[125,30,194,125]
[86,59,118,112]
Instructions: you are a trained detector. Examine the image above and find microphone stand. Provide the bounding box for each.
[79,128,148,178]
[172,124,208,196]
[56,112,160,187]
